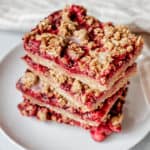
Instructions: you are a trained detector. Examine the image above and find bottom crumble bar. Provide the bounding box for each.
[18,93,126,142]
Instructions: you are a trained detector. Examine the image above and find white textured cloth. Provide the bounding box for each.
[0,0,150,33]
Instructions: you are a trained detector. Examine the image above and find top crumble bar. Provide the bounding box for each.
[23,4,143,90]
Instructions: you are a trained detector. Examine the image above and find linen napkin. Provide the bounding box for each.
[0,0,150,33]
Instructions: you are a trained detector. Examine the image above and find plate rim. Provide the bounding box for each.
[0,43,150,150]
[0,43,26,150]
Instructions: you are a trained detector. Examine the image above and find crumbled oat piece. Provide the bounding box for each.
[81,56,91,63]
[119,37,129,47]
[78,61,86,71]
[111,114,123,126]
[59,21,77,36]
[111,39,120,46]
[20,110,28,116]
[89,58,99,71]
[40,80,50,94]
[66,77,73,85]
[26,105,34,111]
[94,90,100,97]
[67,42,84,60]
[71,80,82,93]
[114,31,121,40]
[93,27,101,34]
[104,40,114,50]
[85,88,93,96]
[89,50,98,58]
[73,29,89,43]
[85,15,94,25]
[126,45,133,52]
[115,25,129,34]
[98,51,113,65]
[53,90,59,99]
[48,91,54,98]
[135,36,143,47]
[57,74,68,84]
[104,25,114,38]
[93,28,104,41]
[59,8,77,36]
[38,18,51,32]
[49,69,67,84]
[58,97,67,107]
[87,41,95,49]
[49,69,58,82]
[38,33,65,57]
[112,47,126,57]
[21,72,38,88]
[37,108,49,121]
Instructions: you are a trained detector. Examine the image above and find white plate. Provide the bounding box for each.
[0,44,150,150]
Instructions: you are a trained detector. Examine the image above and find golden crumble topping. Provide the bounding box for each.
[59,7,77,36]
[21,72,38,88]
[73,29,89,43]
[85,15,95,25]
[37,33,66,57]
[37,108,49,121]
[98,51,113,67]
[111,114,123,126]
[71,80,82,93]
[93,27,104,41]
[57,74,68,84]
[49,69,67,85]
[40,79,50,94]
[102,24,143,58]
[38,18,51,32]
[57,97,67,107]
[104,25,115,38]
[67,42,84,60]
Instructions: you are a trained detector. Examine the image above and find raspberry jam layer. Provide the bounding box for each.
[16,72,126,123]
[23,5,143,87]
[18,96,124,142]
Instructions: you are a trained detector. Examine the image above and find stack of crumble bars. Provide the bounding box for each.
[16,5,143,141]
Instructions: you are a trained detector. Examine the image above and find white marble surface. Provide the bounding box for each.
[0,31,149,150]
